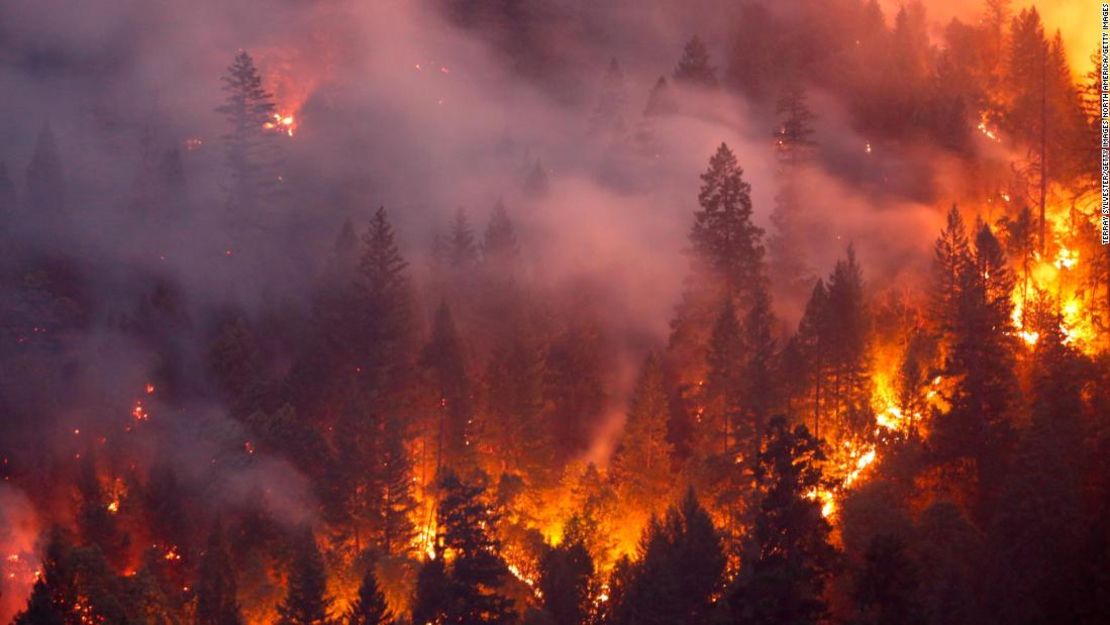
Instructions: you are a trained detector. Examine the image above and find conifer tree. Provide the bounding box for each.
[216,51,282,219]
[823,245,871,440]
[769,84,817,303]
[669,143,765,412]
[74,455,128,568]
[347,564,393,625]
[933,220,1018,513]
[930,205,972,337]
[689,143,765,297]
[378,413,419,557]
[276,528,334,625]
[729,416,838,625]
[421,302,475,472]
[852,534,925,625]
[703,299,744,459]
[448,208,480,273]
[739,284,777,458]
[412,548,449,625]
[437,471,515,625]
[643,77,677,117]
[620,490,724,625]
[24,123,65,218]
[539,527,595,625]
[673,36,718,88]
[795,279,831,436]
[524,160,549,198]
[196,524,245,625]
[12,529,74,625]
[592,58,628,137]
[610,353,674,513]
[481,200,520,271]
[545,322,606,461]
[985,300,1085,624]
[0,162,17,227]
[484,328,552,485]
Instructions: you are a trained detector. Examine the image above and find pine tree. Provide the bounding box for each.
[930,205,972,338]
[643,77,677,117]
[689,143,765,297]
[412,548,449,625]
[276,528,334,625]
[0,162,17,227]
[933,220,1018,513]
[610,353,674,513]
[669,143,765,414]
[196,524,245,625]
[12,529,74,625]
[769,83,817,304]
[592,58,628,137]
[913,502,981,625]
[216,51,282,219]
[24,123,65,218]
[483,327,552,486]
[673,36,718,88]
[355,206,415,391]
[985,300,1085,624]
[703,298,745,460]
[539,528,595,625]
[421,302,475,473]
[74,454,128,569]
[437,471,515,625]
[852,533,925,625]
[822,245,871,441]
[544,322,606,462]
[795,279,831,437]
[728,417,838,625]
[997,205,1036,314]
[481,200,520,272]
[448,208,480,273]
[620,490,725,625]
[347,564,393,625]
[378,413,418,557]
[524,160,549,198]
[740,284,777,459]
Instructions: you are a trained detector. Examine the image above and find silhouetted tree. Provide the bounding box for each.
[276,529,333,625]
[610,353,674,513]
[728,417,838,625]
[347,563,393,625]
[852,533,925,625]
[619,490,724,625]
[673,36,717,88]
[216,51,282,223]
[539,527,594,625]
[24,123,65,218]
[196,524,245,625]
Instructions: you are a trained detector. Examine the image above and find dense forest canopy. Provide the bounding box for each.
[0,2,1107,625]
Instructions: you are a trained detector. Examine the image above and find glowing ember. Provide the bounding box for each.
[263,112,297,136]
[976,112,1000,141]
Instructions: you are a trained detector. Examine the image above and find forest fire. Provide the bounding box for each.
[263,112,298,137]
[0,2,1107,625]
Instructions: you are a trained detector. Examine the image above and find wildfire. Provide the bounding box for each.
[976,112,1000,142]
[506,561,542,600]
[263,112,297,137]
